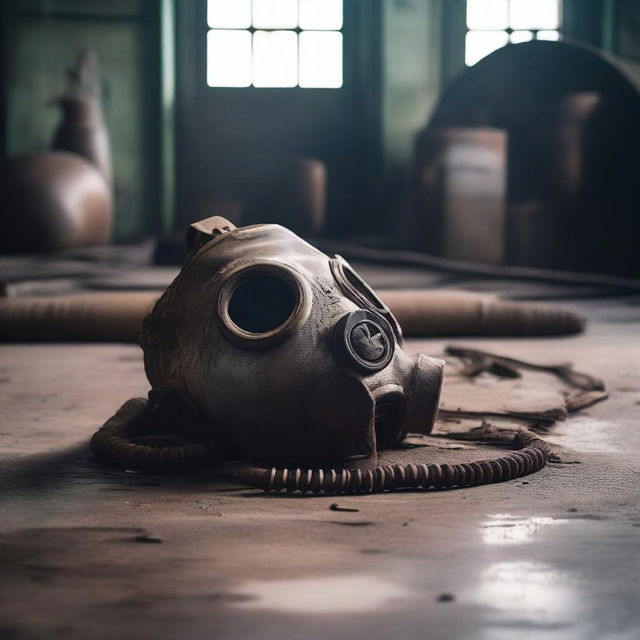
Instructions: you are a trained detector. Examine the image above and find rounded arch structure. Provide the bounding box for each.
[429,39,640,129]
[414,40,640,277]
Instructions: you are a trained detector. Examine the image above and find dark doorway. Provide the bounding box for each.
[175,0,378,236]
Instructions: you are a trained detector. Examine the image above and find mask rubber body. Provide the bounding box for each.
[91,217,550,492]
[141,218,444,468]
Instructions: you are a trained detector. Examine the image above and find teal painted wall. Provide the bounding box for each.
[612,0,640,63]
[376,0,445,232]
[2,0,169,241]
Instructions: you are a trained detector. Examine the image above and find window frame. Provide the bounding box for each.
[465,0,564,67]
[206,0,344,89]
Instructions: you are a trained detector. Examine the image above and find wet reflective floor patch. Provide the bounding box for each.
[481,514,568,545]
[230,575,411,614]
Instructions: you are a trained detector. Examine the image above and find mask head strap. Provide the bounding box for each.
[186,216,236,254]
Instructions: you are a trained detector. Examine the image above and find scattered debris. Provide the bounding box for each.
[549,452,582,464]
[445,345,605,391]
[204,592,256,603]
[437,593,455,603]
[565,390,609,412]
[457,353,521,379]
[330,503,359,512]
[133,533,162,544]
[433,419,526,443]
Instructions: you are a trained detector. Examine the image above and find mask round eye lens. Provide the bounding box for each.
[330,256,388,313]
[228,276,296,334]
[218,263,312,347]
[330,256,403,343]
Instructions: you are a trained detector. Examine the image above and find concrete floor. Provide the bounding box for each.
[1,295,639,639]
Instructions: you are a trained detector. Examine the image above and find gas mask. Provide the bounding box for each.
[142,216,443,467]
[91,216,549,493]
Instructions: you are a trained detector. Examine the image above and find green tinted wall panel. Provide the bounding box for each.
[382,0,442,168]
[3,1,164,241]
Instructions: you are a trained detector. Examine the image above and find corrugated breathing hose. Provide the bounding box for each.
[90,398,219,474]
[90,397,550,494]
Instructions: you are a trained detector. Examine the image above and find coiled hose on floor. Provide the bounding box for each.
[219,433,550,494]
[90,397,550,494]
[90,398,221,474]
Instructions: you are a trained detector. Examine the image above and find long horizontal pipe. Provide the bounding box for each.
[0,289,583,342]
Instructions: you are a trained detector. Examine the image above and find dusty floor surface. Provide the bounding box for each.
[1,294,639,639]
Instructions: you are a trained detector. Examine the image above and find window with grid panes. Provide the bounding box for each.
[207,0,343,88]
[466,0,562,66]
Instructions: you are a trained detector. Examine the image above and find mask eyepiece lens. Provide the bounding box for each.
[330,256,403,343]
[228,276,296,334]
[218,262,312,347]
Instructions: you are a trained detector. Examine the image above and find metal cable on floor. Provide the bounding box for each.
[316,240,640,293]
